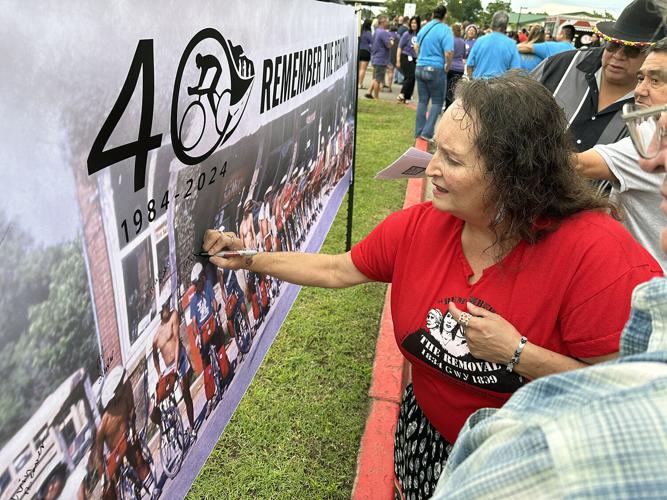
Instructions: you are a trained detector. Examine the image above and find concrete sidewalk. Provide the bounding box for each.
[359,65,419,105]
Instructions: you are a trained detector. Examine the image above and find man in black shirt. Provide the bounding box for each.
[532,0,665,152]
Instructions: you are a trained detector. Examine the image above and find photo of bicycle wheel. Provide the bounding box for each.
[159,407,185,479]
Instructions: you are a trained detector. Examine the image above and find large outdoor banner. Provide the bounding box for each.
[0,1,357,498]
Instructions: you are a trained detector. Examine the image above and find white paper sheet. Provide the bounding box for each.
[374,146,433,180]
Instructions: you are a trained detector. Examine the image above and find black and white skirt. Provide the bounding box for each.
[394,384,452,500]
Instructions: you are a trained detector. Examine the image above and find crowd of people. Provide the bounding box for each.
[201,0,667,497]
[358,5,596,144]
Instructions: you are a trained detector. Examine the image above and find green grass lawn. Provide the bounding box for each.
[188,99,417,499]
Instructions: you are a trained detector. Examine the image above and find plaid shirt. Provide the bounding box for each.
[432,277,667,499]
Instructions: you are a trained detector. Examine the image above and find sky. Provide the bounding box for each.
[482,0,627,17]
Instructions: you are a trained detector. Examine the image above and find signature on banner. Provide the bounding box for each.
[10,443,46,500]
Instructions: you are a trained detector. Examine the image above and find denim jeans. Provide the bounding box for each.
[415,66,446,140]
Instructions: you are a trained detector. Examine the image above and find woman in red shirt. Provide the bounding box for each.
[201,73,662,498]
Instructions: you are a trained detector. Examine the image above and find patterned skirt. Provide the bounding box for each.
[394,384,452,500]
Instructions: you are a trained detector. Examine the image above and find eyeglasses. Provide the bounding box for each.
[604,40,650,59]
[621,103,667,159]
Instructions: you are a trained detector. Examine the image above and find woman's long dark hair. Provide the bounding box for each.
[362,19,372,32]
[409,16,421,34]
[454,73,614,248]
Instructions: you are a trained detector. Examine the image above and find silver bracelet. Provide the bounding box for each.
[506,336,528,372]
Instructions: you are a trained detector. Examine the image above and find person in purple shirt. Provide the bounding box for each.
[358,19,373,89]
[464,24,478,60]
[396,16,421,103]
[366,15,394,99]
[385,24,401,92]
[518,24,575,62]
[445,23,466,109]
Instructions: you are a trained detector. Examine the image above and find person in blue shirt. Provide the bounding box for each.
[414,4,454,141]
[466,11,521,79]
[518,24,575,62]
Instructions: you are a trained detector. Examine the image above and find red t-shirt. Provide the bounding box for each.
[351,203,662,443]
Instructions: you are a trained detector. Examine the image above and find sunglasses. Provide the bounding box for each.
[621,103,667,159]
[604,40,650,59]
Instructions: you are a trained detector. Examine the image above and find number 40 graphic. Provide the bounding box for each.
[87,39,162,193]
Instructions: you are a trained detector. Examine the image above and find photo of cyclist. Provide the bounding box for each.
[94,366,157,498]
[258,186,275,252]
[239,199,268,328]
[151,302,196,440]
[189,263,224,417]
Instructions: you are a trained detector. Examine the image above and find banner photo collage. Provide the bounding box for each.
[0,1,357,498]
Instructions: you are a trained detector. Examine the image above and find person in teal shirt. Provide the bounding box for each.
[466,11,521,79]
[518,24,576,62]
[414,4,454,141]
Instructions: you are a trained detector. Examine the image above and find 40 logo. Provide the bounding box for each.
[87,28,255,191]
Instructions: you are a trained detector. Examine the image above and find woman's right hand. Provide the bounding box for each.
[202,229,247,270]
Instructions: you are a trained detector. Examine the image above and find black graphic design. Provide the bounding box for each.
[87,39,163,192]
[172,28,255,165]
[401,165,426,176]
[402,306,524,393]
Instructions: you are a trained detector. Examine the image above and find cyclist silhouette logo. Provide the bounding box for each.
[171,28,255,165]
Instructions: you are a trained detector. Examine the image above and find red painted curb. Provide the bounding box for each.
[352,177,424,499]
[368,289,402,404]
[352,399,401,499]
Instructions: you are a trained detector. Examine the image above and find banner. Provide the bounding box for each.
[0,1,357,498]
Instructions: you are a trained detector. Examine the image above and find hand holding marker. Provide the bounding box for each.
[193,250,258,258]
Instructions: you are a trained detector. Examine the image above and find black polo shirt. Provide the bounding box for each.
[532,47,633,152]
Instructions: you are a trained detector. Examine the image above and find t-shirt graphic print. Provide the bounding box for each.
[401,299,524,393]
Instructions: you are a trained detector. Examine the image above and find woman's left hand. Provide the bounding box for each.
[448,301,522,365]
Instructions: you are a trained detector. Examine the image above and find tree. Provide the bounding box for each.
[23,241,98,399]
[383,0,483,24]
[360,7,374,20]
[0,213,50,355]
[446,0,483,23]
[592,10,616,20]
[478,0,512,28]
[383,0,439,20]
[0,231,97,447]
